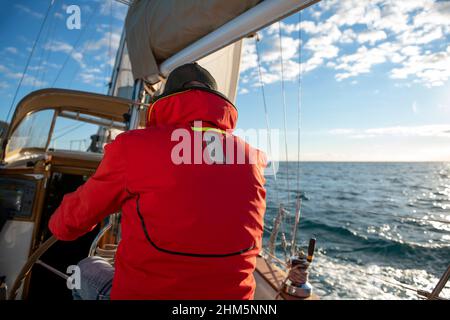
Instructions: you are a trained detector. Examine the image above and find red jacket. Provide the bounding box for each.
[49,89,267,299]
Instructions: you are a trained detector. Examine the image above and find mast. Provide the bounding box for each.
[109,2,143,130]
[96,3,138,147]
[128,79,145,130]
[108,30,126,96]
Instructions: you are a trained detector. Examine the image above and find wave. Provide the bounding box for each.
[395,216,450,233]
[264,162,450,298]
[299,219,450,264]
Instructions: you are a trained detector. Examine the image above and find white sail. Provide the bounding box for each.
[123,0,318,102]
[108,33,134,100]
[110,32,243,103]
[124,0,260,84]
[197,40,242,103]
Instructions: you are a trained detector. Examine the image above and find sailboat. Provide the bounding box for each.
[1,0,448,301]
[0,0,323,300]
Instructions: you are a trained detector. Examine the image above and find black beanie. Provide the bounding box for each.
[162,62,218,95]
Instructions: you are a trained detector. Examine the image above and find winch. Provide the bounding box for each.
[283,237,316,298]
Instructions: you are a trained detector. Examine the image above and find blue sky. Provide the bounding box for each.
[1,0,450,161]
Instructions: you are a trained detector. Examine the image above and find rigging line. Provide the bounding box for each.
[255,35,290,262]
[277,22,295,245]
[53,121,83,134]
[296,11,303,195]
[371,275,418,292]
[263,250,289,267]
[254,35,280,205]
[278,21,292,207]
[37,0,60,88]
[50,123,86,141]
[368,274,441,299]
[32,0,57,89]
[289,11,304,256]
[51,1,100,87]
[67,8,102,89]
[368,269,448,300]
[106,0,113,87]
[5,0,55,122]
[67,60,81,89]
[114,0,133,6]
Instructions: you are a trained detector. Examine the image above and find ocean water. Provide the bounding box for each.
[263,162,450,300]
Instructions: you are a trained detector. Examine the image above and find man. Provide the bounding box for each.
[49,63,267,300]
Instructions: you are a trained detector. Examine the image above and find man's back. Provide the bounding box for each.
[50,88,267,299]
[112,122,266,299]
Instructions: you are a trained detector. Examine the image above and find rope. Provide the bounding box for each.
[288,263,309,284]
[50,122,86,141]
[67,11,102,89]
[37,0,60,88]
[106,0,114,87]
[296,11,303,195]
[264,250,289,267]
[277,22,296,261]
[254,34,280,209]
[290,11,304,256]
[52,121,83,134]
[255,31,290,263]
[32,0,57,89]
[371,275,418,292]
[114,0,133,5]
[5,0,54,122]
[254,35,280,205]
[277,22,292,207]
[274,263,305,300]
[369,274,447,300]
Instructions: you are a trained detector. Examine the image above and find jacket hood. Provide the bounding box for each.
[146,89,238,131]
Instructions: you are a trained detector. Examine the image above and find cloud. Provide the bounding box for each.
[261,36,300,63]
[328,124,450,139]
[44,40,86,68]
[340,29,357,44]
[5,47,18,54]
[266,20,319,35]
[412,101,419,114]
[390,46,450,87]
[399,26,443,46]
[78,72,109,87]
[83,29,122,69]
[240,0,450,88]
[238,88,249,95]
[335,46,388,81]
[329,128,356,135]
[438,104,450,113]
[0,64,47,87]
[0,81,9,90]
[330,0,449,86]
[75,65,110,87]
[240,32,303,85]
[240,38,258,73]
[54,12,64,20]
[15,4,44,19]
[99,0,128,21]
[83,31,121,53]
[356,30,387,45]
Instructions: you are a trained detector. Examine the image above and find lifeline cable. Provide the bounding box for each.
[6,0,55,122]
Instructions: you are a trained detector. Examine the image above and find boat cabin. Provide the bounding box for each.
[0,88,137,299]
